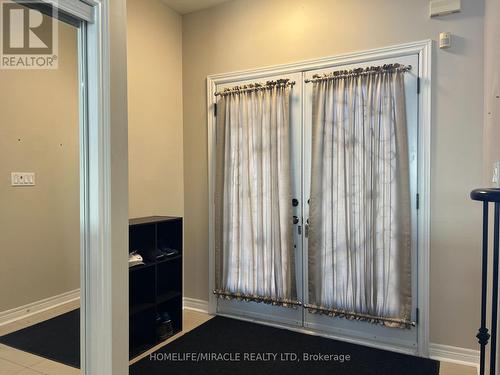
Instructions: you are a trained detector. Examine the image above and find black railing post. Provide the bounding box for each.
[478,201,490,375]
[471,188,500,375]
[491,202,500,374]
[490,202,500,374]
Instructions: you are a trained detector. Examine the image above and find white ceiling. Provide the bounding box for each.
[161,0,233,15]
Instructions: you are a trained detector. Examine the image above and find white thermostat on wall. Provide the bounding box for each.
[439,32,452,49]
[11,172,35,186]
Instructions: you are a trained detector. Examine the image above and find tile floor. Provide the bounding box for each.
[0,303,477,375]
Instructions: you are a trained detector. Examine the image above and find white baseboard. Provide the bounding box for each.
[0,289,80,327]
[183,297,209,313]
[429,343,479,369]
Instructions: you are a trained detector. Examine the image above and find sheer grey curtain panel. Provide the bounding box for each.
[214,81,299,307]
[306,66,413,328]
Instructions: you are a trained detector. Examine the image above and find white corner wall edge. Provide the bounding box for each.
[183,297,210,313]
[429,343,479,370]
[0,289,80,327]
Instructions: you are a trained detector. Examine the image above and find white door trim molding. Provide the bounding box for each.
[80,2,114,373]
[80,1,129,374]
[207,39,432,357]
[415,39,433,358]
[41,0,94,22]
[46,1,128,375]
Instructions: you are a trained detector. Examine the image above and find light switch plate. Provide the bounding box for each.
[11,172,35,186]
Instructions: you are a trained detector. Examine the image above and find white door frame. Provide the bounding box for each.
[36,1,128,374]
[207,40,432,357]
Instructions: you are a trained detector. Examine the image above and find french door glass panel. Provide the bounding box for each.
[302,54,419,350]
[215,72,304,326]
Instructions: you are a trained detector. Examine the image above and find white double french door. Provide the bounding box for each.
[214,53,420,352]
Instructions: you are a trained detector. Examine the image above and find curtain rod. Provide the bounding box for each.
[214,79,296,97]
[304,63,412,83]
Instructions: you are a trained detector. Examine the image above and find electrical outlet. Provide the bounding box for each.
[11,172,35,186]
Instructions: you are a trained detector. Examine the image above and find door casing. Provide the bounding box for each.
[207,40,432,357]
[34,1,129,374]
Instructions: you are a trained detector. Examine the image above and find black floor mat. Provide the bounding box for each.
[130,316,439,375]
[0,311,439,375]
[0,309,79,368]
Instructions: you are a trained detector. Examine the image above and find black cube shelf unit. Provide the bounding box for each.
[129,216,183,359]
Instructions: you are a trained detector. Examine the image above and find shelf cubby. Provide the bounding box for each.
[128,216,183,359]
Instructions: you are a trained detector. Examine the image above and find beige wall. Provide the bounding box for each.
[0,22,79,312]
[0,0,184,314]
[182,0,485,350]
[127,0,184,218]
[483,0,500,182]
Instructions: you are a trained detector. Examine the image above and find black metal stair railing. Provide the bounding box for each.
[471,188,500,375]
